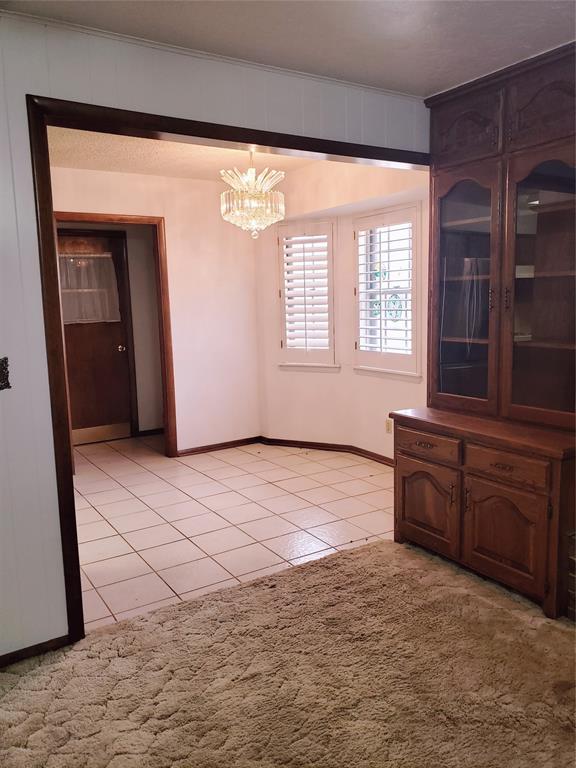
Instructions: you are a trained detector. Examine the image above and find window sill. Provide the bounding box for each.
[278,363,341,372]
[353,365,422,381]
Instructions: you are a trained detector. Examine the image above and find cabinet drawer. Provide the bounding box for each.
[466,444,550,491]
[396,427,461,465]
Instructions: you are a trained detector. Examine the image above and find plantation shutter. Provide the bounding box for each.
[355,206,419,375]
[279,222,334,363]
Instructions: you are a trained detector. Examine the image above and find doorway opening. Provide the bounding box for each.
[55,216,170,451]
[28,94,429,648]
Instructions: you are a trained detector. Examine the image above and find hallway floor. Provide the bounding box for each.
[75,437,395,630]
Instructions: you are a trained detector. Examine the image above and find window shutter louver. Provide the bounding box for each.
[355,205,420,375]
[279,222,334,363]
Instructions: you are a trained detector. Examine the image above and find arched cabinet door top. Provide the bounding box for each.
[403,468,452,499]
[433,157,501,198]
[507,141,575,184]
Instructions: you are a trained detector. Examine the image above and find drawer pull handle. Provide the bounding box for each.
[415,440,436,450]
[491,462,514,473]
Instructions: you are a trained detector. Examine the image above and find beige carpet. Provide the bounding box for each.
[0,542,574,768]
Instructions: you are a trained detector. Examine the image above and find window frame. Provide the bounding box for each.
[277,219,336,366]
[354,203,421,377]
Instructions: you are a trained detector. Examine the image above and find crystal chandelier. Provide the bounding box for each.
[220,153,285,239]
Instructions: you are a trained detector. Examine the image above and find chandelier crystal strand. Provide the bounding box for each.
[220,154,286,239]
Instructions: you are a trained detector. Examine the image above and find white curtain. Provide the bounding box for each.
[59,254,121,324]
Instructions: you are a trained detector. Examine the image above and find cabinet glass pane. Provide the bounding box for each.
[438,180,492,399]
[511,160,576,413]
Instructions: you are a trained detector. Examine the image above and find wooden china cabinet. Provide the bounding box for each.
[391,44,576,619]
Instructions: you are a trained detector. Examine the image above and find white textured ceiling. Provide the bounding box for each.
[47,127,315,179]
[2,1,574,96]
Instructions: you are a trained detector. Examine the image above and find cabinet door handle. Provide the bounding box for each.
[488,287,494,311]
[415,440,436,450]
[464,487,470,510]
[490,462,514,473]
[504,287,511,310]
[449,483,455,505]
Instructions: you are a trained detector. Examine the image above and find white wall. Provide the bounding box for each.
[0,11,428,656]
[51,167,261,450]
[283,162,430,219]
[258,163,429,457]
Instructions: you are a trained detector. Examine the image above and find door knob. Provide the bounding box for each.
[117,345,126,352]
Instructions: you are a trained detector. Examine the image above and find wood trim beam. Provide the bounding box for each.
[0,635,70,670]
[259,437,394,466]
[176,437,262,456]
[178,436,394,467]
[30,95,430,169]
[27,97,85,644]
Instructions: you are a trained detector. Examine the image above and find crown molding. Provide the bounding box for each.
[0,9,424,103]
[425,40,575,106]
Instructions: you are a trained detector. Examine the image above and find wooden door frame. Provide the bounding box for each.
[25,93,429,654]
[55,217,175,443]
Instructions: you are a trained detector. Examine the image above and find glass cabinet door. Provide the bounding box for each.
[430,163,500,413]
[503,145,575,428]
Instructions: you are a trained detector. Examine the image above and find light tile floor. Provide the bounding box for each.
[74,437,395,631]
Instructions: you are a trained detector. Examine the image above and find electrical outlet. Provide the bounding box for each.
[385,418,393,434]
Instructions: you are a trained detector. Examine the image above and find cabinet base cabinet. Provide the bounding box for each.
[391,408,575,619]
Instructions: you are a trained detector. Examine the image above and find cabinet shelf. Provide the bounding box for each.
[515,269,576,279]
[441,337,489,345]
[444,275,491,282]
[513,338,575,350]
[521,200,574,215]
[442,202,573,231]
[442,216,490,229]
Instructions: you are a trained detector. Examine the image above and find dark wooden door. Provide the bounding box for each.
[501,141,575,430]
[462,475,548,600]
[58,232,135,444]
[428,159,502,416]
[395,453,460,559]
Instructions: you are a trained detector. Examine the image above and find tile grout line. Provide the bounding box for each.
[78,447,296,608]
[76,439,394,625]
